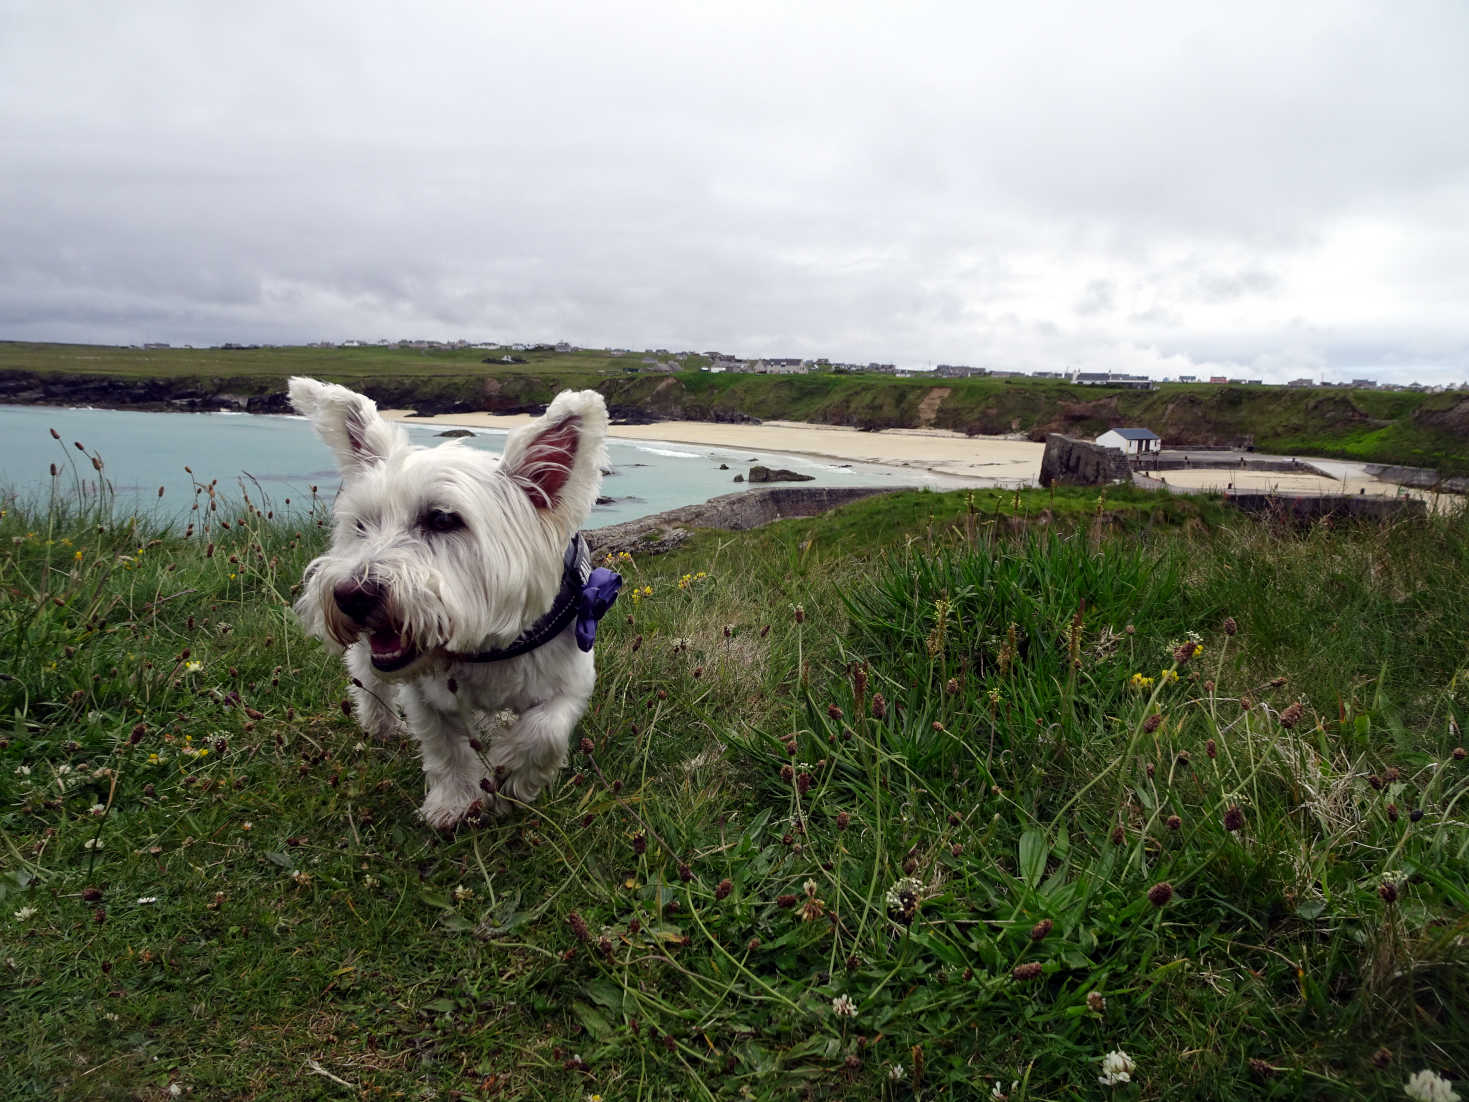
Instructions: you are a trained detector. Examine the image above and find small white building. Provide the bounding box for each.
[1096,427,1161,455]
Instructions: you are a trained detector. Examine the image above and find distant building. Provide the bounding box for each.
[1073,371,1153,389]
[1287,378,1316,387]
[1096,427,1162,456]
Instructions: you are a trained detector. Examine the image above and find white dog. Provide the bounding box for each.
[288,377,620,828]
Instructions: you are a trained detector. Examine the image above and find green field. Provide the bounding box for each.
[3,341,1466,475]
[1,461,1466,1098]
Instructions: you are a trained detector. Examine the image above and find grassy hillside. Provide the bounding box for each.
[1,467,1466,1098]
[2,340,1467,473]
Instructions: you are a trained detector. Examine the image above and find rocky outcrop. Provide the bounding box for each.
[1038,434,1131,487]
[746,465,815,483]
[1364,464,1469,494]
[585,486,897,557]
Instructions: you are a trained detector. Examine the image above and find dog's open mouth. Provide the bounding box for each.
[368,627,420,672]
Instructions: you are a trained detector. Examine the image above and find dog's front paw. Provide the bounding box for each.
[419,780,489,830]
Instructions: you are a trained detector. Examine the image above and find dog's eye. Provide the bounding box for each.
[424,509,464,534]
[354,519,367,536]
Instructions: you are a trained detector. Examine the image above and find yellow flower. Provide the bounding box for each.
[73,550,83,561]
[1160,669,1179,684]
[1129,672,1155,690]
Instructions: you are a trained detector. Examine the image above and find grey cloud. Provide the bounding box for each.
[1,0,1467,382]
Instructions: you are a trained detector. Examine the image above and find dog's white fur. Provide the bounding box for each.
[288,376,608,828]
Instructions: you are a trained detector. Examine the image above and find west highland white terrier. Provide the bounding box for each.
[288,377,621,828]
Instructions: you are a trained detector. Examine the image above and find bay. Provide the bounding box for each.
[0,404,944,526]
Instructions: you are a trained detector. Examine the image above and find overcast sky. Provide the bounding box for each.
[3,1,1467,383]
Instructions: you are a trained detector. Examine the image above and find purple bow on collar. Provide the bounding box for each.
[575,568,623,651]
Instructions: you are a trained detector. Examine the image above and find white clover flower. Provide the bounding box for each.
[13,765,30,777]
[991,1082,1018,1101]
[90,803,106,816]
[14,905,37,921]
[453,884,474,903]
[362,875,380,889]
[1099,1049,1135,1087]
[887,1063,907,1082]
[1406,1070,1461,1102]
[136,896,158,905]
[83,837,103,850]
[831,993,856,1018]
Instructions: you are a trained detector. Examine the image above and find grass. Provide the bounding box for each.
[1,447,1467,1099]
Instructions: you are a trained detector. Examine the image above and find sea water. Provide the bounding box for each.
[0,404,951,526]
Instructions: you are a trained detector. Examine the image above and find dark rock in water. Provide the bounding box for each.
[733,474,744,482]
[748,465,815,484]
[596,496,616,505]
[437,428,474,438]
[718,463,729,470]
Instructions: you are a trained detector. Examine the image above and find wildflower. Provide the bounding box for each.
[241,821,253,832]
[1030,918,1053,941]
[362,875,380,889]
[887,1064,907,1082]
[1279,701,1304,729]
[13,765,30,777]
[453,884,474,903]
[1012,961,1043,981]
[798,878,825,922]
[83,837,103,850]
[1086,991,1106,1013]
[183,660,203,674]
[1405,1070,1460,1102]
[1147,881,1173,907]
[1142,714,1162,733]
[715,878,733,901]
[831,993,856,1018]
[1159,668,1179,684]
[1099,1049,1136,1087]
[885,876,923,926]
[1222,616,1238,635]
[136,896,158,905]
[14,906,37,921]
[1165,814,1182,831]
[1128,672,1155,690]
[1223,805,1246,832]
[1379,881,1399,904]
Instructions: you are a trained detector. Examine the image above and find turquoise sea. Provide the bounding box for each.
[0,405,955,526]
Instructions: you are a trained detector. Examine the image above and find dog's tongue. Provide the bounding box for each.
[369,629,408,657]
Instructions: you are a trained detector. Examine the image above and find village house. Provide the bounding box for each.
[1096,427,1162,456]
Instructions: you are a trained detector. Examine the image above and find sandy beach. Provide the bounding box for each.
[382,409,1461,509]
[383,410,1044,486]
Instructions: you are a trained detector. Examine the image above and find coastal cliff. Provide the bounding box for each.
[1,341,1465,475]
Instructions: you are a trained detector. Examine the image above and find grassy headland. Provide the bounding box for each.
[3,341,1467,475]
[1,456,1466,1098]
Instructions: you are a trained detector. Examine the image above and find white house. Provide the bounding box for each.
[1096,427,1161,455]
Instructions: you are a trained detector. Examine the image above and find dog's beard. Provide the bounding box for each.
[297,520,565,678]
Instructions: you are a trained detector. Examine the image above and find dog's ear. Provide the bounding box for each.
[288,376,405,478]
[500,390,608,530]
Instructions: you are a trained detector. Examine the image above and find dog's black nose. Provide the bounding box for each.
[333,577,385,624]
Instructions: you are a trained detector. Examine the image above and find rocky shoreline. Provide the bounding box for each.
[585,486,898,557]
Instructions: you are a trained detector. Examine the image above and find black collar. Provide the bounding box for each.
[454,535,591,663]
